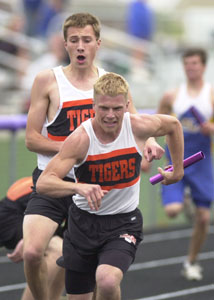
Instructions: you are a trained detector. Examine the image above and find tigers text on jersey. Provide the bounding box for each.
[37,65,106,178]
[73,112,142,215]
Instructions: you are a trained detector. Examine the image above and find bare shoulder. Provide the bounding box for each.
[130,113,154,134]
[158,87,178,114]
[162,88,178,102]
[33,69,55,87]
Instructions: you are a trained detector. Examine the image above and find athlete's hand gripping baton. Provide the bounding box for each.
[149,151,205,185]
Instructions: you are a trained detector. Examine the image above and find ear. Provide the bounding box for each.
[64,40,68,52]
[96,39,101,49]
[126,100,130,111]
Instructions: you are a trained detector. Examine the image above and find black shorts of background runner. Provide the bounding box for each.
[25,167,75,225]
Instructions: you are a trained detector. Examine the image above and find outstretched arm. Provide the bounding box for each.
[36,126,108,210]
[132,113,184,184]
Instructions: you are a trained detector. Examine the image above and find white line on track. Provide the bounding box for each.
[129,251,214,271]
[143,225,214,244]
[135,284,214,300]
[0,283,26,292]
[0,226,213,294]
[0,256,10,263]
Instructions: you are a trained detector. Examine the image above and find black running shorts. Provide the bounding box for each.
[58,203,143,294]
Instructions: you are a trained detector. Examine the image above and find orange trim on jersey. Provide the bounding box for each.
[77,176,140,191]
[86,147,138,161]
[102,176,140,191]
[7,177,33,201]
[48,133,67,141]
[62,99,93,108]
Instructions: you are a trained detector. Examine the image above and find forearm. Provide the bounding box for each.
[166,120,184,176]
[36,173,78,197]
[25,132,62,155]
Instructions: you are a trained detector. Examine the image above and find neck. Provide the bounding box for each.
[66,64,98,79]
[187,78,204,90]
[92,119,121,144]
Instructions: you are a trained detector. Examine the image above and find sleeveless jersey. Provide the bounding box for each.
[73,112,142,215]
[162,83,214,204]
[171,82,213,158]
[37,66,106,178]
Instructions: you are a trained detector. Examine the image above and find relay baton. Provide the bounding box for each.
[149,151,205,185]
[190,106,205,125]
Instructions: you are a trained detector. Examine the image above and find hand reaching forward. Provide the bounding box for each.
[143,138,165,162]
[76,183,108,211]
[7,239,24,263]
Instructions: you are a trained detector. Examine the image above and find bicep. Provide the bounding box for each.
[136,114,176,139]
[26,77,49,135]
[43,152,76,180]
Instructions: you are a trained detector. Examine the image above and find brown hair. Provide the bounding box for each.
[63,13,101,41]
[182,48,207,65]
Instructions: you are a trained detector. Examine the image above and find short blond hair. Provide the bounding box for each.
[63,13,101,41]
[93,72,129,102]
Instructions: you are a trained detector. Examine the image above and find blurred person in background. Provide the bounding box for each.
[0,14,29,79]
[22,0,42,36]
[158,48,214,281]
[126,0,155,77]
[36,0,67,38]
[0,177,65,300]
[22,0,66,38]
[126,0,155,42]
[22,12,164,300]
[21,32,69,113]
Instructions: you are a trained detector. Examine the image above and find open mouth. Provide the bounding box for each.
[77,55,85,62]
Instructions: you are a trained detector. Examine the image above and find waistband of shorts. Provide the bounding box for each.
[72,203,139,219]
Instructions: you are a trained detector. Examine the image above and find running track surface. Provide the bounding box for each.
[0,224,213,300]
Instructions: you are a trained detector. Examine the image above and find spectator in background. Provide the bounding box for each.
[21,32,69,112]
[36,0,66,38]
[22,0,42,36]
[126,0,155,42]
[126,0,155,76]
[22,0,66,38]
[0,14,29,83]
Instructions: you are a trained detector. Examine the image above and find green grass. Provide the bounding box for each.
[0,131,36,198]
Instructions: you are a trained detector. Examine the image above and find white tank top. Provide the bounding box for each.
[37,65,106,178]
[73,112,142,215]
[173,82,213,122]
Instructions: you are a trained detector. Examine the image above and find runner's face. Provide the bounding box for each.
[64,25,101,68]
[94,94,128,135]
[183,55,205,81]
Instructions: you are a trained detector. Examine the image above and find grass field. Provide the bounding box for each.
[0,131,191,229]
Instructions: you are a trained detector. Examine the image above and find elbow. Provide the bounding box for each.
[36,176,46,195]
[170,117,183,133]
[36,180,43,195]
[25,136,34,151]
